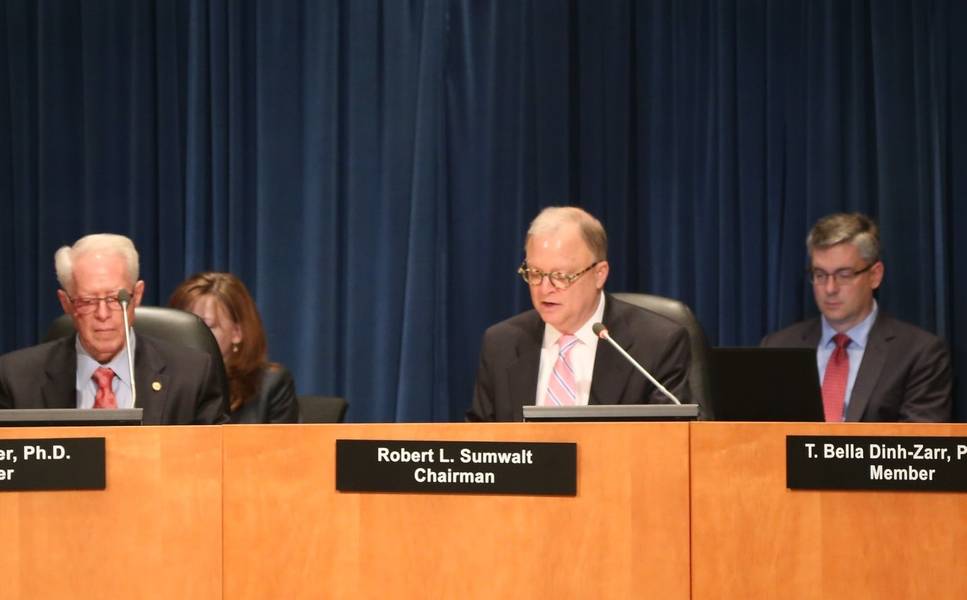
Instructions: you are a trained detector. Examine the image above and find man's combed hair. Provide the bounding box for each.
[806,213,880,263]
[526,206,608,261]
[54,234,140,293]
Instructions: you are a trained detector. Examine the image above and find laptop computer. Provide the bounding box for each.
[709,347,824,421]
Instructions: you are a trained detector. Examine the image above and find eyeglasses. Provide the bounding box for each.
[66,291,131,315]
[518,261,599,290]
[807,262,876,286]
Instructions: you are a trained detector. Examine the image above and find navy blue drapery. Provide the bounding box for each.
[2,0,965,421]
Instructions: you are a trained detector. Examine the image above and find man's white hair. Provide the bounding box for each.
[526,206,608,261]
[54,233,140,293]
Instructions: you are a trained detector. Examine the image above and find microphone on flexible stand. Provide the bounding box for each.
[117,289,137,408]
[592,322,682,405]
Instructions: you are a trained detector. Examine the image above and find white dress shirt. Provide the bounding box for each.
[535,291,606,406]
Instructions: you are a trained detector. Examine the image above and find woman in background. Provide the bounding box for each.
[169,272,299,423]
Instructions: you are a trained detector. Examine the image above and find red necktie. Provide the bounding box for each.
[821,334,850,422]
[545,334,579,406]
[92,367,118,409]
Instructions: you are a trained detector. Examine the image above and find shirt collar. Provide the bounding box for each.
[75,329,137,387]
[543,291,606,349]
[820,300,878,350]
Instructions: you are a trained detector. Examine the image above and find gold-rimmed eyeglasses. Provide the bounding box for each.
[517,261,599,290]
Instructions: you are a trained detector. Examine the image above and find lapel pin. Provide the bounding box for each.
[152,381,162,392]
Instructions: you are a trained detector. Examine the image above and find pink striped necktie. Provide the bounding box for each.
[92,367,118,409]
[821,333,850,422]
[546,334,580,406]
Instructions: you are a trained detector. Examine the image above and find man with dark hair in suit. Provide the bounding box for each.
[0,233,228,425]
[762,213,951,422]
[467,206,691,422]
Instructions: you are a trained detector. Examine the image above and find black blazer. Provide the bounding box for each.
[761,313,952,422]
[229,365,300,424]
[468,294,691,422]
[0,333,228,425]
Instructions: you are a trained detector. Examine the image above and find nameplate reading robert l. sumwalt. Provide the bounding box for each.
[0,438,105,492]
[336,440,576,495]
[787,436,967,492]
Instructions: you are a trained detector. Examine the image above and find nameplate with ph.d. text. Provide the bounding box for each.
[336,439,576,495]
[0,438,105,492]
[787,435,967,492]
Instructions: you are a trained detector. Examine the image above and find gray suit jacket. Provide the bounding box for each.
[468,294,691,422]
[0,333,229,425]
[761,313,952,422]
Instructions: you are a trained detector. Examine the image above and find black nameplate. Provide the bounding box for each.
[0,438,106,492]
[787,435,967,492]
[336,439,576,495]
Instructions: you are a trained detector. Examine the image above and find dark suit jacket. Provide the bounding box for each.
[0,333,229,425]
[761,313,952,422]
[468,295,691,422]
[230,364,300,424]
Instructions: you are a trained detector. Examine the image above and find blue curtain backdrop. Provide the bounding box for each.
[2,0,965,422]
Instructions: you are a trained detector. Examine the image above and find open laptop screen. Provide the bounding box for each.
[710,348,824,421]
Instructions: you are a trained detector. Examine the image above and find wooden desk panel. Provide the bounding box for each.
[222,423,690,600]
[0,426,223,600]
[690,422,967,600]
[13,420,961,599]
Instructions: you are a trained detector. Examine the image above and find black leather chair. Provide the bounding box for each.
[44,306,230,403]
[297,395,348,423]
[611,292,713,418]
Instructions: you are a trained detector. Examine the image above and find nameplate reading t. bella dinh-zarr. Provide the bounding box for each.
[336,439,576,495]
[787,435,967,492]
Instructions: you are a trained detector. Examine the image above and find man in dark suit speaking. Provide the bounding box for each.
[0,233,228,425]
[762,213,951,422]
[467,206,691,422]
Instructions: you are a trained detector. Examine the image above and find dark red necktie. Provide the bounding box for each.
[92,367,118,409]
[821,334,850,422]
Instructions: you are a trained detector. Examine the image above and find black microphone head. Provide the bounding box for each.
[117,289,131,304]
[592,322,608,338]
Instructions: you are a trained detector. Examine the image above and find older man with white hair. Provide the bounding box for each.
[0,233,227,424]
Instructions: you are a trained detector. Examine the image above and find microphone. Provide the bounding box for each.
[592,322,682,405]
[118,289,137,408]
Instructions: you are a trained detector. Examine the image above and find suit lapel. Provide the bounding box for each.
[590,296,634,405]
[41,337,78,408]
[507,314,543,421]
[799,320,822,347]
[134,336,170,424]
[846,314,892,422]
